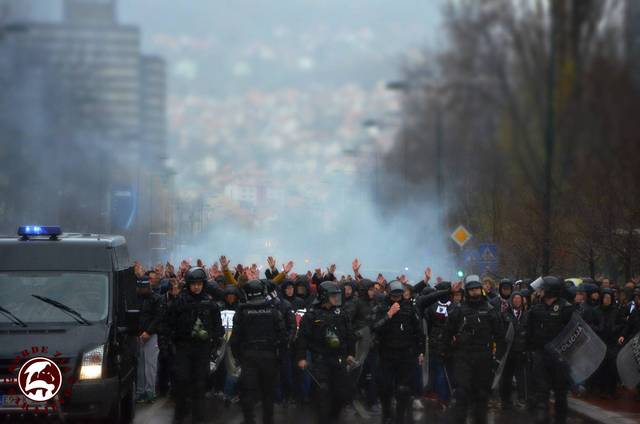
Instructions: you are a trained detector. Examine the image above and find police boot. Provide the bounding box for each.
[395,386,412,424]
[380,397,393,424]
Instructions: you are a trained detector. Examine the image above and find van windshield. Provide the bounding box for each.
[0,272,109,324]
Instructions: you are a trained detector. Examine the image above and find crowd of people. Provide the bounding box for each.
[131,256,640,424]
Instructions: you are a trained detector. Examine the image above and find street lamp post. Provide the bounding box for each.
[542,8,557,275]
[386,80,446,206]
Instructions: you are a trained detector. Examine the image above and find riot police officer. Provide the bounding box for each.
[371,280,425,424]
[527,276,574,424]
[168,267,224,424]
[446,275,502,424]
[295,281,357,423]
[422,281,455,406]
[230,280,287,424]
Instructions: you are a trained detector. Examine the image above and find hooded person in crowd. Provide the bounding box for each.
[294,276,315,307]
[498,291,529,409]
[422,281,454,408]
[491,278,514,314]
[596,288,624,399]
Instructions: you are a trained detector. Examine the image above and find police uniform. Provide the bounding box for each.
[446,275,502,424]
[230,280,287,424]
[295,282,356,423]
[527,276,574,424]
[371,280,425,424]
[168,267,224,424]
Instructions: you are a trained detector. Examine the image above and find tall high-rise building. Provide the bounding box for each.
[64,0,116,24]
[0,0,172,264]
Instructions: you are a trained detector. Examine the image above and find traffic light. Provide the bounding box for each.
[457,270,465,279]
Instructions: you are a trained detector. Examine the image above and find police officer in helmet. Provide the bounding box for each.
[168,267,224,424]
[446,275,502,424]
[295,281,356,423]
[229,279,287,424]
[371,280,425,424]
[527,276,574,424]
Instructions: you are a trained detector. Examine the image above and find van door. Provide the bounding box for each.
[114,267,138,393]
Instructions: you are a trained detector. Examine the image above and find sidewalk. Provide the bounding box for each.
[568,389,640,424]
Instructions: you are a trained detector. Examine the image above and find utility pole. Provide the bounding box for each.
[542,7,557,275]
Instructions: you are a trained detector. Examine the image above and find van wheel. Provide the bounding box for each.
[121,380,135,423]
[102,380,133,424]
[103,391,122,423]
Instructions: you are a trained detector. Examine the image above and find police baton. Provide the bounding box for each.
[305,367,321,387]
[443,366,454,395]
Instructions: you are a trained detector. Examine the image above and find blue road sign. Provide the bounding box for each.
[462,248,479,265]
[478,243,498,273]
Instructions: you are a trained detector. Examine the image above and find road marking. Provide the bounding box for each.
[568,398,639,424]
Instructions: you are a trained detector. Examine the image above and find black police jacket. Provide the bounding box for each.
[137,292,164,335]
[271,296,297,347]
[446,298,502,354]
[229,301,287,360]
[168,289,224,344]
[294,305,356,362]
[371,299,425,356]
[424,300,453,357]
[527,297,574,351]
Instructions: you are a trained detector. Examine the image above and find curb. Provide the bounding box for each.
[568,397,639,424]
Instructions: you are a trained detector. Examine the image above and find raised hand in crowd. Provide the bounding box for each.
[219,255,230,270]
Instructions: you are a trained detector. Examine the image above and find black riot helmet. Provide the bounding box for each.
[464,275,482,291]
[435,281,452,291]
[243,279,266,304]
[185,267,207,285]
[318,281,341,305]
[388,280,404,296]
[542,276,564,298]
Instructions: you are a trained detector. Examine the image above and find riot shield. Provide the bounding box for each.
[209,310,235,373]
[220,310,242,378]
[546,313,606,384]
[616,332,640,389]
[422,318,430,390]
[347,326,372,374]
[491,321,515,390]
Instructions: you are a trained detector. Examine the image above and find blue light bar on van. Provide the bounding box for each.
[18,226,62,237]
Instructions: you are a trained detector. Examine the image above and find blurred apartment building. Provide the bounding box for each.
[0,0,173,265]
